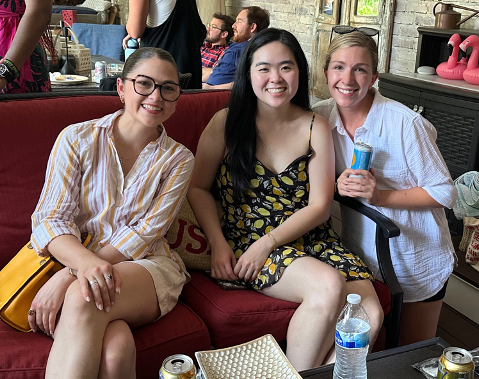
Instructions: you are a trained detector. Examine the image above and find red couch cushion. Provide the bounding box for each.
[0,301,209,379]
[181,271,391,349]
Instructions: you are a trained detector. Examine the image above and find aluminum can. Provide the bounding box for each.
[94,60,107,84]
[350,141,373,178]
[437,347,475,379]
[159,354,197,379]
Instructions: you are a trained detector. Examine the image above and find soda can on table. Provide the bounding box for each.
[437,347,475,379]
[350,141,373,178]
[94,60,107,84]
[159,354,197,379]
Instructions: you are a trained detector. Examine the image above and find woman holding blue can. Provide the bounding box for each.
[313,30,457,346]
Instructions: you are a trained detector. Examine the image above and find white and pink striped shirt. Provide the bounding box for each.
[31,110,194,272]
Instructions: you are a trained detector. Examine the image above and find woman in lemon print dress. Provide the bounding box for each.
[188,28,383,371]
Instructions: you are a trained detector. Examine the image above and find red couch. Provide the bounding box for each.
[0,90,401,378]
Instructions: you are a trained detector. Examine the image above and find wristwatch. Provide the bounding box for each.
[0,59,19,83]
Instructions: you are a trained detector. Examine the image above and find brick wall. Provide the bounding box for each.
[390,0,479,74]
[224,0,316,64]
[226,0,479,75]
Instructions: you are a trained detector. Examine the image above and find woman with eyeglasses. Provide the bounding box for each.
[189,28,383,371]
[29,47,193,378]
[313,31,457,346]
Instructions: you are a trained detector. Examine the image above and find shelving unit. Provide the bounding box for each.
[415,26,479,72]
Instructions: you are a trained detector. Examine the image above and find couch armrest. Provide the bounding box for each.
[334,192,403,349]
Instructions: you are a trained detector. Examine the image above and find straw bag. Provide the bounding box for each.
[0,233,91,332]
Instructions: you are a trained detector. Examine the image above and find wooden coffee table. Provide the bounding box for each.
[298,337,479,379]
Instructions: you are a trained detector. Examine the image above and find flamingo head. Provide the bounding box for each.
[460,35,479,52]
[448,33,462,49]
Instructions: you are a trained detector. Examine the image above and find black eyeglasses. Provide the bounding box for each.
[330,25,380,44]
[207,23,224,32]
[124,75,181,102]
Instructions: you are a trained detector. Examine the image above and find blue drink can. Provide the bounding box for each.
[350,141,372,178]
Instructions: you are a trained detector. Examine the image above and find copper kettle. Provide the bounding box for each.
[433,2,479,29]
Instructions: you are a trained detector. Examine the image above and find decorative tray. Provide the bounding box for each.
[195,334,302,379]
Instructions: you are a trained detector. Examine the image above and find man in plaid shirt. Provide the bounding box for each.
[201,13,234,83]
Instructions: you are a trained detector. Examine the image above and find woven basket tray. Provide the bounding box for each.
[195,334,302,379]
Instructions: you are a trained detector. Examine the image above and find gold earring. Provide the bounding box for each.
[120,96,125,104]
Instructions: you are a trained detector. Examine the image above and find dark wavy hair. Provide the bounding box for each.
[212,13,235,42]
[225,28,311,195]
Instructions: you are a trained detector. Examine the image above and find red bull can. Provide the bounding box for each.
[350,141,373,178]
[159,354,197,379]
[437,347,475,379]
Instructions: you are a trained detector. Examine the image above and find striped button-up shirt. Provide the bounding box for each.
[31,110,194,272]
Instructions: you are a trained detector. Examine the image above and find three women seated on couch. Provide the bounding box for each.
[29,26,455,376]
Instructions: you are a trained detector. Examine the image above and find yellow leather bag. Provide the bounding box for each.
[0,233,91,332]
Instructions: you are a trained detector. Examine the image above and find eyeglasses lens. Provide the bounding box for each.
[207,24,221,31]
[134,77,180,102]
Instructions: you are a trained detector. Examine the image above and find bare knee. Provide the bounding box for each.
[307,269,347,316]
[61,281,98,323]
[100,321,136,378]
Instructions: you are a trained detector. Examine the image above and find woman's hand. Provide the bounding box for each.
[337,168,380,205]
[76,256,121,313]
[234,237,272,282]
[28,268,73,335]
[210,240,239,281]
[122,34,130,49]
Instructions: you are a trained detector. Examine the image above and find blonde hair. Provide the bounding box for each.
[324,31,378,74]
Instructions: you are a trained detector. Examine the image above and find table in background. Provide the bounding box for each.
[299,338,479,379]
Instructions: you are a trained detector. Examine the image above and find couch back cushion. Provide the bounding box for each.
[0,90,229,269]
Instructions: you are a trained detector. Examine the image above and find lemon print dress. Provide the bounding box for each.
[216,115,374,290]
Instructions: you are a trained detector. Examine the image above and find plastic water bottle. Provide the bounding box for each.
[333,293,370,379]
[125,38,139,61]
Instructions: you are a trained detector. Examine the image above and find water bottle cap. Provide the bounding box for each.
[127,39,138,48]
[347,293,361,304]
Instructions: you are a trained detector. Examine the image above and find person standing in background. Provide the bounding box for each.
[124,0,205,89]
[0,0,52,93]
[201,13,234,83]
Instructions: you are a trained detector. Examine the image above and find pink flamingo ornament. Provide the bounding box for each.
[460,35,479,85]
[436,34,467,80]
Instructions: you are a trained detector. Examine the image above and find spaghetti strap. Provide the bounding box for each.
[309,113,315,150]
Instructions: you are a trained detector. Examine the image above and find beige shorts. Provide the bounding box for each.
[124,255,187,318]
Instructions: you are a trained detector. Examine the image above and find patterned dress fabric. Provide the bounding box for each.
[0,0,51,93]
[216,117,374,290]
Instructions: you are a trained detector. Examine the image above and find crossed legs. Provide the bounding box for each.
[46,263,160,379]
